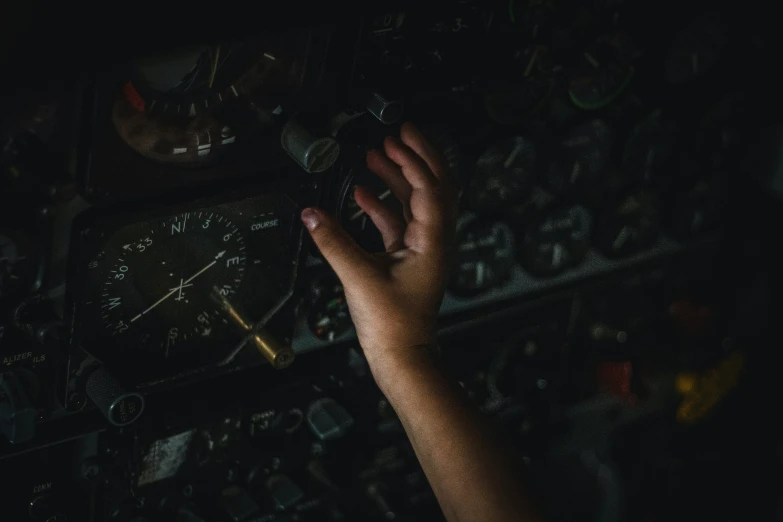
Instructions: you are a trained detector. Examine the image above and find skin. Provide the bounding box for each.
[300,122,541,522]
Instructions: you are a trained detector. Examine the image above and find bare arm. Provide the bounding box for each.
[374,350,540,522]
[301,122,541,522]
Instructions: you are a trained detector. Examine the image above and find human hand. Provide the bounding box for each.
[300,122,457,376]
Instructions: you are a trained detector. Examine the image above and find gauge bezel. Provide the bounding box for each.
[468,135,540,213]
[81,27,333,204]
[448,213,517,298]
[65,188,304,386]
[520,203,594,278]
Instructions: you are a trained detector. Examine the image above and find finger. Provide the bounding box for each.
[366,149,413,221]
[353,186,406,251]
[400,121,448,181]
[403,187,451,249]
[384,136,438,189]
[301,208,375,282]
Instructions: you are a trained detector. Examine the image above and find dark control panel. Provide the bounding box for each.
[0,1,774,521]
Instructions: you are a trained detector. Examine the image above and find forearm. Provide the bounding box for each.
[371,349,541,522]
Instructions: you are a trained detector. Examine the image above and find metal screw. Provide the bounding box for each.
[536,379,548,390]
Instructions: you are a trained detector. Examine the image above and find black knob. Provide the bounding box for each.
[28,493,55,520]
[366,92,403,125]
[0,369,37,444]
[85,367,144,426]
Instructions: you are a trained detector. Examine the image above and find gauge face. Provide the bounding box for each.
[547,119,614,196]
[569,33,634,110]
[74,196,301,381]
[307,276,351,342]
[337,158,402,254]
[340,184,392,254]
[112,32,311,166]
[0,230,41,304]
[469,137,537,212]
[596,191,660,258]
[450,216,516,296]
[96,212,246,358]
[521,205,593,277]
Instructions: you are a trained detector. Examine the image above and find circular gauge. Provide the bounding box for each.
[0,230,42,304]
[669,178,726,239]
[546,119,614,196]
[92,211,247,360]
[336,157,402,254]
[485,45,555,125]
[449,215,516,296]
[420,125,465,188]
[569,33,634,110]
[307,275,351,342]
[469,137,538,212]
[595,191,660,258]
[521,204,593,277]
[112,32,311,166]
[623,110,679,188]
[665,14,727,85]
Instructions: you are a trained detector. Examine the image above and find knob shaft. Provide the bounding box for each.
[85,367,144,426]
[251,330,295,369]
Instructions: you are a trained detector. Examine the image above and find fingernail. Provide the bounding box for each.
[301,208,321,231]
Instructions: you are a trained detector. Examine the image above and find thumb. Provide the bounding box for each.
[301,208,374,282]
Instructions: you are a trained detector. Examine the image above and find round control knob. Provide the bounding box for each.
[281,120,340,173]
[366,92,403,125]
[29,493,56,521]
[85,367,144,427]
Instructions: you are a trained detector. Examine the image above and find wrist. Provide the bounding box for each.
[366,342,440,394]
